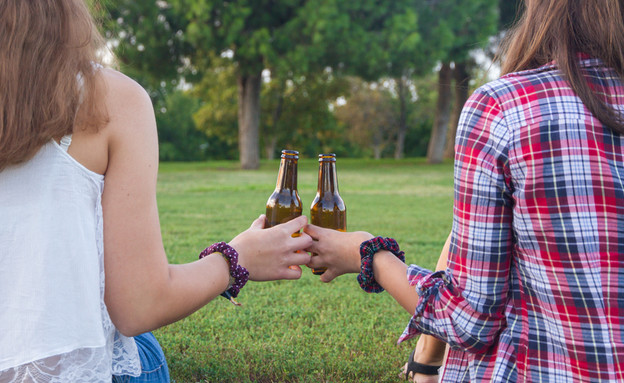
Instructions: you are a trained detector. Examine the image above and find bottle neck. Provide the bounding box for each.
[317,161,338,195]
[276,157,298,191]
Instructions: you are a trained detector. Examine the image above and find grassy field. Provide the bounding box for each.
[154,157,455,382]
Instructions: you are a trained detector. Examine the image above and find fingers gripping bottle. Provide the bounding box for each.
[265,150,302,229]
[310,153,346,275]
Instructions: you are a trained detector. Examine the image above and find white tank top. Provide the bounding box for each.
[0,138,141,382]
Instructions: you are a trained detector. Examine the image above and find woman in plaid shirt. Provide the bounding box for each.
[306,0,624,381]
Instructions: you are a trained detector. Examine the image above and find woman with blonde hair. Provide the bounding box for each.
[307,0,624,381]
[0,1,312,381]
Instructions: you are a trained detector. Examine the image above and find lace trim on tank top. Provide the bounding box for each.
[0,348,111,383]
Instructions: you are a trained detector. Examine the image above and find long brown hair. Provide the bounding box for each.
[0,0,108,170]
[501,0,624,133]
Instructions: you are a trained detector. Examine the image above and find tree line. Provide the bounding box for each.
[102,0,522,168]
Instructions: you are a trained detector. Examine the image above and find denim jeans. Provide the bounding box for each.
[112,332,170,383]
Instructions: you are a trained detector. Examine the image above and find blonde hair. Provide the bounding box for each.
[0,0,109,170]
[501,0,624,133]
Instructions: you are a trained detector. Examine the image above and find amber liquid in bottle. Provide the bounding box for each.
[265,150,302,229]
[310,153,346,275]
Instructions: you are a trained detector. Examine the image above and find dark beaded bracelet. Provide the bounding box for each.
[357,236,405,293]
[199,242,249,306]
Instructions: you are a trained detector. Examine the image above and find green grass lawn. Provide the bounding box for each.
[155,157,455,382]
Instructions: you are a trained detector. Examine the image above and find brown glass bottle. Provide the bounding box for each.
[265,150,302,228]
[310,153,346,275]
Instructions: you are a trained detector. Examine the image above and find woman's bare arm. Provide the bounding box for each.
[100,69,312,336]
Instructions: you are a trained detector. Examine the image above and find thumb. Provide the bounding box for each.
[282,265,304,280]
[303,223,324,241]
[250,214,266,230]
[319,268,340,283]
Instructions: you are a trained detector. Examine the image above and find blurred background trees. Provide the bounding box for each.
[102,0,523,166]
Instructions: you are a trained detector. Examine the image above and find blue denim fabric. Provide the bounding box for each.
[112,332,170,383]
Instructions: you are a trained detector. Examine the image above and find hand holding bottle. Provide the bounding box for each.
[304,224,373,282]
[230,215,312,281]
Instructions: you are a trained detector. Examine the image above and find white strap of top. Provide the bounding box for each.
[59,135,72,152]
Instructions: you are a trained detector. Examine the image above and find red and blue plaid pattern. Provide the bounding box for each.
[400,57,624,382]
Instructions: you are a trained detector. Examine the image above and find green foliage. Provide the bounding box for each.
[104,0,193,87]
[154,158,454,382]
[499,0,523,30]
[381,3,443,81]
[173,0,306,76]
[156,91,211,161]
[290,0,436,81]
[101,0,506,162]
[335,78,397,159]
[404,75,438,157]
[191,57,354,160]
[334,74,436,159]
[291,0,387,79]
[426,0,499,63]
[261,71,351,159]
[190,55,239,160]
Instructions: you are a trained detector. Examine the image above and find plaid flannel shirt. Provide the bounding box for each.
[400,57,624,382]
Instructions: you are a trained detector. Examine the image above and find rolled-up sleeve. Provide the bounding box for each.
[399,87,514,354]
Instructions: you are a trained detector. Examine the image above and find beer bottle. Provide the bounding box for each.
[265,150,302,228]
[310,153,346,275]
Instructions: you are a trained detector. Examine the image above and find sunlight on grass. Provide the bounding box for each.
[155,158,454,382]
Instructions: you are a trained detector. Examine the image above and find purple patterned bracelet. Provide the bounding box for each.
[357,236,405,293]
[199,242,249,305]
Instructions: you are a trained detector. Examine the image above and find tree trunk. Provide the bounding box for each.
[373,129,383,160]
[265,136,278,160]
[237,72,262,169]
[444,61,471,159]
[394,76,409,160]
[426,62,452,164]
[265,89,284,161]
[373,144,382,160]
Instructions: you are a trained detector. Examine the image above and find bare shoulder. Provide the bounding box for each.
[99,68,153,120]
[98,68,157,146]
[99,67,150,101]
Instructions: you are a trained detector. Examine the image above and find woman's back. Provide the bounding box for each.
[0,138,140,381]
[507,58,624,381]
[442,56,624,382]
